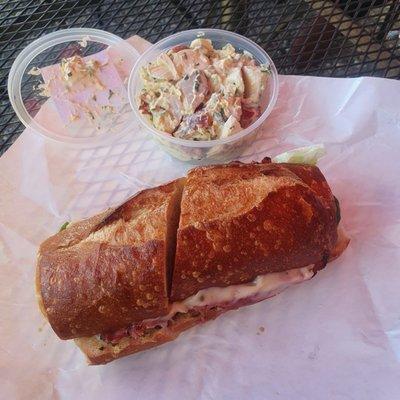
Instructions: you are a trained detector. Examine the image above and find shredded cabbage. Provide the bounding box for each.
[272,144,326,165]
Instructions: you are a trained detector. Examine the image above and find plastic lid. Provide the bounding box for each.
[8,28,140,146]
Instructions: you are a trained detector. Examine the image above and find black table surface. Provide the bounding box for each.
[1,0,399,155]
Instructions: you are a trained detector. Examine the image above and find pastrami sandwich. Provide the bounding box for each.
[36,149,349,364]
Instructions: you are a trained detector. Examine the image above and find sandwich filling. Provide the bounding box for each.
[99,264,315,344]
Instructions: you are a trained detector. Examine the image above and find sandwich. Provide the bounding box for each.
[36,148,349,364]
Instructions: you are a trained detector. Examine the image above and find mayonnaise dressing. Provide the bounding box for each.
[150,265,315,324]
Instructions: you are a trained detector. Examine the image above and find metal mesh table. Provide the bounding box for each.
[1,0,399,155]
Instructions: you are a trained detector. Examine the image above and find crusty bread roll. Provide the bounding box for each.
[36,178,185,339]
[36,158,348,364]
[171,160,338,301]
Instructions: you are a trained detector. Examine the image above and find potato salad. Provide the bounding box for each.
[138,38,270,141]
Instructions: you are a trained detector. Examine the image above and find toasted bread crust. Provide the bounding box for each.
[37,179,185,339]
[280,163,336,211]
[171,162,338,301]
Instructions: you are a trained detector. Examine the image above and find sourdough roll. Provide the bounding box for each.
[171,160,338,301]
[35,157,349,365]
[36,179,185,339]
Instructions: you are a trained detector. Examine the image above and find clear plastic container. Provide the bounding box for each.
[128,28,279,163]
[8,28,140,146]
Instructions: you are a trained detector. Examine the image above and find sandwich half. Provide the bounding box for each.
[36,158,348,364]
[36,179,185,340]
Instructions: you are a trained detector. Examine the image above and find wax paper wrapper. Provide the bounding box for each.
[0,36,400,400]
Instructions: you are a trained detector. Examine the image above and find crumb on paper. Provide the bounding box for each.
[69,114,79,122]
[38,320,47,332]
[308,345,320,360]
[78,35,90,48]
[28,66,41,76]
[257,326,265,335]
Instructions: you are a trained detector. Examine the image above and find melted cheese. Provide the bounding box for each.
[148,265,315,324]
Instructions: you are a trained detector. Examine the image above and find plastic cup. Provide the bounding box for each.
[8,28,140,147]
[128,28,279,164]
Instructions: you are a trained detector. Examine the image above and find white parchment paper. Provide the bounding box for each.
[1,36,400,400]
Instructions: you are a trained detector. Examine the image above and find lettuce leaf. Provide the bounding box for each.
[272,144,326,165]
[59,221,70,232]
